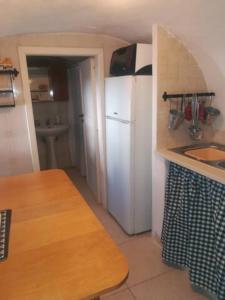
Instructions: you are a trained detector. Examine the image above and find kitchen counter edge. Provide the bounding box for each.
[157,148,225,185]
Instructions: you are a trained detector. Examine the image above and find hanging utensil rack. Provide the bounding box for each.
[162,91,215,101]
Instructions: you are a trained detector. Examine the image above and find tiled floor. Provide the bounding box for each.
[65,168,206,300]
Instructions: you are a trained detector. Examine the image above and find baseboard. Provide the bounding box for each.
[152,232,162,249]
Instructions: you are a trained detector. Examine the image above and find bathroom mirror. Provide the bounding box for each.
[27,56,69,102]
[28,67,53,102]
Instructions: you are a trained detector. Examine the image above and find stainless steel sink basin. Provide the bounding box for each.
[171,143,225,170]
[184,148,225,161]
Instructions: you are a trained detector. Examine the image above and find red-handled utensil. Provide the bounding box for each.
[198,102,205,122]
[184,101,192,121]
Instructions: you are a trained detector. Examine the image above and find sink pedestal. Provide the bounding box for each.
[46,136,57,169]
[35,125,69,169]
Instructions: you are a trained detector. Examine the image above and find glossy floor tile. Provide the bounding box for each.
[130,270,207,300]
[102,288,135,300]
[119,236,171,287]
[101,282,128,299]
[65,168,207,300]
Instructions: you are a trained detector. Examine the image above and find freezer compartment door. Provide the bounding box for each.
[106,118,134,234]
[105,76,135,121]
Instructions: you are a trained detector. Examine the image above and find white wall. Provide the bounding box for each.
[0,33,128,176]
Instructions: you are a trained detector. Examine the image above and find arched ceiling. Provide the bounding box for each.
[1,1,225,75]
[1,0,224,43]
[1,0,225,118]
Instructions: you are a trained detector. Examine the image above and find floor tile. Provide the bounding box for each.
[100,214,132,245]
[64,168,96,202]
[101,282,128,298]
[130,269,207,300]
[119,236,170,287]
[65,167,132,244]
[87,200,111,224]
[101,288,135,300]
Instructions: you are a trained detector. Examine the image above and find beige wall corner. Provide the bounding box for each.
[156,25,208,150]
[152,24,209,237]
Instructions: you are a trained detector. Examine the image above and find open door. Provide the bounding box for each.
[68,65,86,176]
[79,58,98,198]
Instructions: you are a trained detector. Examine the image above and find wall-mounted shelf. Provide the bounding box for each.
[0,68,19,77]
[0,67,19,107]
[0,89,14,93]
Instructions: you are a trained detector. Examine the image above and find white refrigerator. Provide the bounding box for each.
[105,75,152,234]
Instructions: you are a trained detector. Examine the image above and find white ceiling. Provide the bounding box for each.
[0,0,224,43]
[2,1,225,75]
[1,0,225,119]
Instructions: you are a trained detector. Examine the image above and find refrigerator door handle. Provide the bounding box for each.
[106,116,130,124]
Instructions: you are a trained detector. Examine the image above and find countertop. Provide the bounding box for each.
[0,169,128,300]
[157,148,225,185]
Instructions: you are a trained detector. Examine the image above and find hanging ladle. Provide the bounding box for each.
[188,94,203,140]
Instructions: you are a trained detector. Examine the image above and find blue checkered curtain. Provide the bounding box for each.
[161,162,225,300]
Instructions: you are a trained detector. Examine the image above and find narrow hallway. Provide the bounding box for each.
[65,168,206,300]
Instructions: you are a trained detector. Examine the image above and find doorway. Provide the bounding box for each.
[67,57,99,197]
[19,47,106,205]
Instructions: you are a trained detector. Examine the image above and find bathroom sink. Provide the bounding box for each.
[36,125,69,137]
[35,125,69,169]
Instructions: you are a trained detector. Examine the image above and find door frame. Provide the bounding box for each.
[79,57,99,197]
[18,46,106,206]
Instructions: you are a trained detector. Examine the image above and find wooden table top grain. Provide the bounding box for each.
[0,169,128,300]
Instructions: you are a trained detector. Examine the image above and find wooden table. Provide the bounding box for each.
[0,170,128,300]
